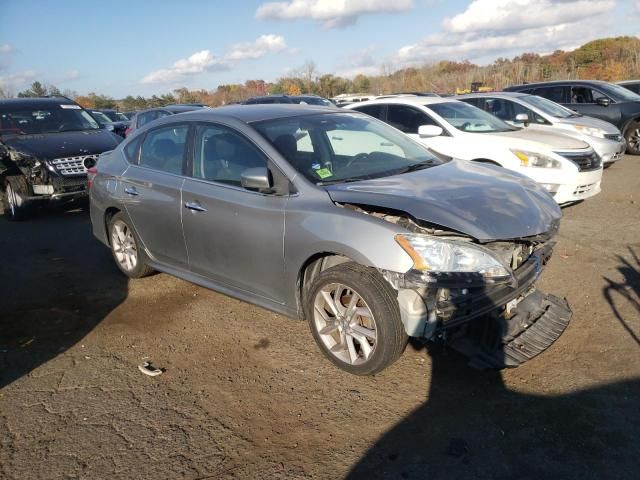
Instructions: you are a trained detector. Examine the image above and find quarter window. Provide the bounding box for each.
[192,124,267,188]
[139,125,188,174]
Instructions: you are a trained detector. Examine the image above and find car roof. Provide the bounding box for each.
[457,92,529,99]
[506,79,613,89]
[617,80,640,85]
[0,96,77,107]
[350,96,459,107]
[135,105,204,114]
[165,104,343,124]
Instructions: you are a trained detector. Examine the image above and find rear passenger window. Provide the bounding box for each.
[191,124,267,188]
[139,125,188,175]
[534,86,568,103]
[387,105,437,133]
[355,104,384,119]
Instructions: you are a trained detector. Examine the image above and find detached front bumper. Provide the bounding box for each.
[392,242,555,338]
[590,136,625,165]
[390,242,572,368]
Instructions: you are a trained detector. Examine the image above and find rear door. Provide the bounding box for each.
[120,123,189,268]
[180,122,287,302]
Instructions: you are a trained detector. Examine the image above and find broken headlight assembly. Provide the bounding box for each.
[395,234,512,284]
[511,149,563,169]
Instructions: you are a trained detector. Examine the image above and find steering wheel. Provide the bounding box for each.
[345,152,370,168]
[460,122,471,131]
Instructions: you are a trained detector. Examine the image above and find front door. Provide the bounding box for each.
[180,123,287,303]
[121,123,189,268]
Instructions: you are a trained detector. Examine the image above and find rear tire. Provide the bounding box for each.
[2,176,32,221]
[108,212,154,278]
[624,121,640,155]
[305,262,408,375]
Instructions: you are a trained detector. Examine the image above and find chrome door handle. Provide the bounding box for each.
[124,187,139,196]
[184,202,206,212]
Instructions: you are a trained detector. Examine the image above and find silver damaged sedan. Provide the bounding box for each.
[90,105,572,375]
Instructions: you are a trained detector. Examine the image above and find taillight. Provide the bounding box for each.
[87,166,98,188]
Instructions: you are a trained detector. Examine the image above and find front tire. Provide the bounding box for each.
[625,121,640,155]
[2,176,32,221]
[305,262,408,375]
[108,212,154,278]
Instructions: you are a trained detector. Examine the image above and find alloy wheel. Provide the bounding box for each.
[111,220,138,272]
[313,283,377,365]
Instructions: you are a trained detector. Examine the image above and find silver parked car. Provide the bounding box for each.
[458,92,626,167]
[90,105,572,375]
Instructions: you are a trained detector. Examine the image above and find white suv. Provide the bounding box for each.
[347,97,603,204]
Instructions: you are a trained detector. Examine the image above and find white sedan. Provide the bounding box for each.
[346,97,603,204]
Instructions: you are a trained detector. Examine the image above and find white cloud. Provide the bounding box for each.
[395,0,618,65]
[225,34,287,61]
[336,46,382,77]
[63,70,80,81]
[141,34,290,85]
[443,0,614,34]
[256,0,413,28]
[0,44,14,54]
[141,50,228,84]
[0,70,38,92]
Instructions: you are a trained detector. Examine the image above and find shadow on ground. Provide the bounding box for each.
[348,345,640,479]
[603,246,640,346]
[0,200,128,388]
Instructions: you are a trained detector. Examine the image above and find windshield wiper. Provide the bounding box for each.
[317,177,366,186]
[398,160,437,174]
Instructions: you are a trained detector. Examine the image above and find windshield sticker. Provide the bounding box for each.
[60,104,81,109]
[311,163,321,170]
[315,168,333,179]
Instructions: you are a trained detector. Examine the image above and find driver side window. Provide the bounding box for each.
[192,124,267,188]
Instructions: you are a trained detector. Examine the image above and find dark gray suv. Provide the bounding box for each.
[504,80,640,154]
[89,105,571,375]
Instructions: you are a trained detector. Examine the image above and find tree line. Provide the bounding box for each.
[3,36,639,111]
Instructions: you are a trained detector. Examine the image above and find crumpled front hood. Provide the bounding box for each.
[1,129,122,160]
[325,160,562,242]
[493,129,590,150]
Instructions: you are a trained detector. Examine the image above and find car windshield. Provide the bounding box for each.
[92,111,112,125]
[253,112,441,185]
[598,82,640,101]
[0,103,100,135]
[427,101,516,133]
[523,95,576,118]
[114,112,129,121]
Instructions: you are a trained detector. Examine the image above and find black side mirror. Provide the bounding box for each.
[596,97,611,107]
[241,167,272,190]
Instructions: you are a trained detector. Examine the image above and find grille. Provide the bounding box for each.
[555,150,601,172]
[49,155,96,176]
[604,133,623,142]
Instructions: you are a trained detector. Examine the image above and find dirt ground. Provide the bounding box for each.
[1,157,639,480]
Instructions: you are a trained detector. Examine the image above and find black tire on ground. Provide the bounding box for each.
[624,120,640,155]
[603,162,614,169]
[2,175,32,221]
[304,262,408,375]
[108,212,155,278]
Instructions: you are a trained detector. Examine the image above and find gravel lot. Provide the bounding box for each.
[1,157,639,480]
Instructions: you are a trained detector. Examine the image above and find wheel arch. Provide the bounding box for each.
[296,252,355,320]
[104,207,121,246]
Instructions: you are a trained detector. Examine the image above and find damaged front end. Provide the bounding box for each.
[0,146,92,200]
[344,203,572,368]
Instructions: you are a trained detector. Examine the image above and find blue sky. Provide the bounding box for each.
[1,0,638,98]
